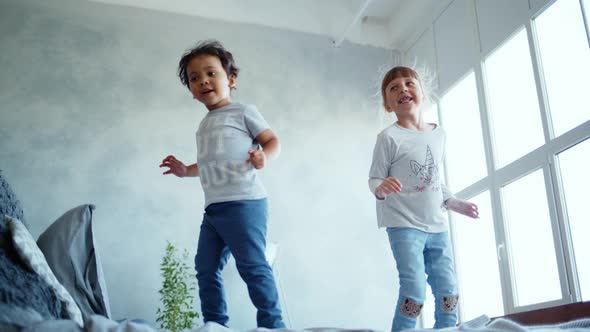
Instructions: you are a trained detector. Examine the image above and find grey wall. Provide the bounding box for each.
[0,0,396,330]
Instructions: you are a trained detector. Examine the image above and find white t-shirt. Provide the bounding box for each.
[368,123,454,232]
[196,103,269,207]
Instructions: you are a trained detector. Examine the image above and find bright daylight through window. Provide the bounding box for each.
[484,29,544,169]
[535,0,590,137]
[557,138,590,301]
[440,73,487,192]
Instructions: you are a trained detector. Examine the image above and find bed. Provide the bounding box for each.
[1,170,589,332]
[13,306,590,332]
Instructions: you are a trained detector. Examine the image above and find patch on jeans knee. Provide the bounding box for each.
[440,295,459,313]
[400,298,423,318]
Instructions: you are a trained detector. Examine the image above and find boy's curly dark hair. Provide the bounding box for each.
[177,40,240,90]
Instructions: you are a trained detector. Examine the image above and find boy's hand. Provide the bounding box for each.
[375,177,403,199]
[247,149,266,169]
[160,155,188,177]
[446,198,479,219]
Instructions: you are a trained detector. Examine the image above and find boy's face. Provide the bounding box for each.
[187,54,236,111]
[383,76,424,116]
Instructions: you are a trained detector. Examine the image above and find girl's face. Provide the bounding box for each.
[383,75,425,116]
[187,54,236,111]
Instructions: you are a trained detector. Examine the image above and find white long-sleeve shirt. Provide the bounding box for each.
[368,123,454,232]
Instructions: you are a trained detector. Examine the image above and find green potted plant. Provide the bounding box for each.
[156,241,200,332]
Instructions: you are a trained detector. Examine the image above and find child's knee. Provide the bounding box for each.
[440,294,459,313]
[236,261,273,280]
[399,297,424,318]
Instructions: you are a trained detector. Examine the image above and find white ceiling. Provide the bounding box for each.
[89,0,452,50]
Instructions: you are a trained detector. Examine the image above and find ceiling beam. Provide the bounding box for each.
[332,0,373,47]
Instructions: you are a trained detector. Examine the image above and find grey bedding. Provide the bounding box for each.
[16,314,590,332]
[37,204,111,321]
[0,216,68,328]
[0,171,106,328]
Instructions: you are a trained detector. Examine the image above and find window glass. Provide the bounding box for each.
[557,138,590,300]
[502,169,561,306]
[420,285,436,328]
[423,103,439,125]
[440,73,487,192]
[484,29,545,168]
[453,191,504,320]
[535,0,590,137]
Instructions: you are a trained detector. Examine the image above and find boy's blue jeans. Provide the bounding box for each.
[386,227,459,331]
[195,199,285,328]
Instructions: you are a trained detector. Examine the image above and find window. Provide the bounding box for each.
[423,103,439,125]
[453,191,503,320]
[439,73,487,192]
[414,0,590,319]
[484,28,545,168]
[501,169,561,306]
[557,138,590,300]
[420,285,436,328]
[535,0,590,137]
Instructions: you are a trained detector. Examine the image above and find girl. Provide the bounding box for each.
[160,40,285,329]
[368,66,479,331]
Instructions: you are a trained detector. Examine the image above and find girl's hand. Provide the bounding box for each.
[375,177,403,199]
[160,155,188,177]
[446,198,479,219]
[246,149,266,169]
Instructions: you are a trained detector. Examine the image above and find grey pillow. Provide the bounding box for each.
[37,204,111,322]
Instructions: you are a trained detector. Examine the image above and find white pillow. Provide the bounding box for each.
[5,216,84,326]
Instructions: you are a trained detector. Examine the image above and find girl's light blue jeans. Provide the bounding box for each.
[194,198,285,328]
[386,227,459,331]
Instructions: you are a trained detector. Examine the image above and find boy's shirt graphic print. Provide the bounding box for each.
[197,111,253,187]
[196,103,269,207]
